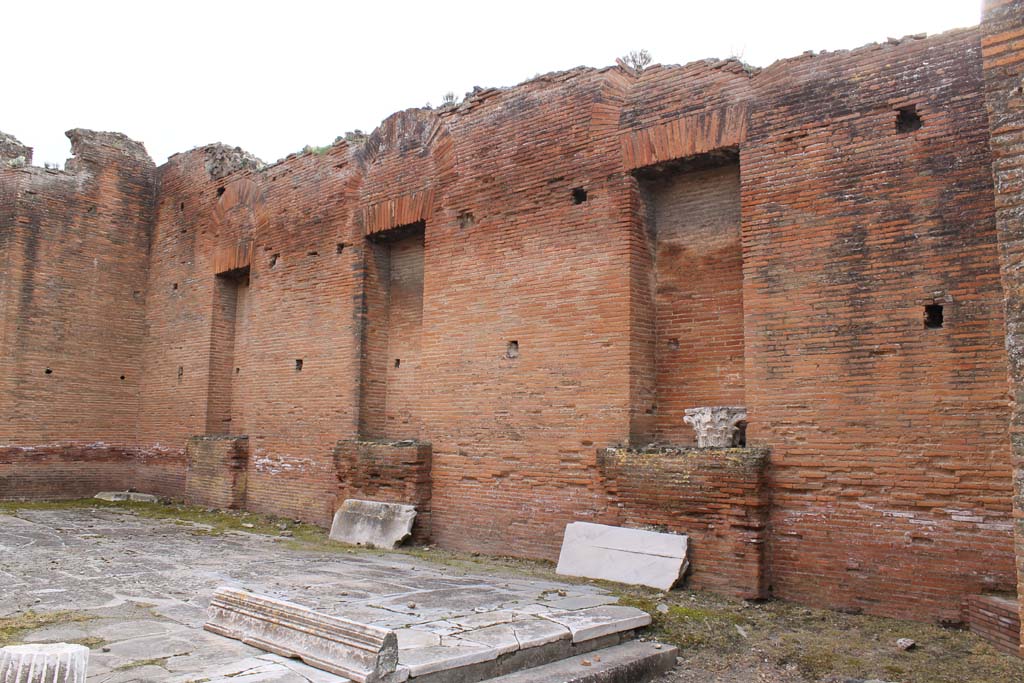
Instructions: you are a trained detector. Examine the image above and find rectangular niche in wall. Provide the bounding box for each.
[635,149,745,444]
[359,221,425,440]
[207,266,250,435]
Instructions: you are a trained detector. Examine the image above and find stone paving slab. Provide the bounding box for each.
[0,509,652,682]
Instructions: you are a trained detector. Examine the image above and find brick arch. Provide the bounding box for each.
[209,178,268,274]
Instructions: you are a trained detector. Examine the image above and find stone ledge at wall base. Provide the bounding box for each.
[205,586,402,683]
[556,522,689,591]
[0,643,89,683]
[683,406,747,448]
[185,435,249,509]
[330,499,418,549]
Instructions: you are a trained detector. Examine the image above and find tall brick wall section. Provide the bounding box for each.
[981,0,1024,654]
[743,29,1015,621]
[0,130,154,446]
[2,22,1021,626]
[599,447,769,599]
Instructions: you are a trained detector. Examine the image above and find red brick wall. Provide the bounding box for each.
[600,446,769,598]
[742,29,1015,622]
[966,594,1021,655]
[639,161,745,443]
[0,130,154,447]
[981,0,1024,655]
[185,435,249,509]
[1,21,1019,627]
[0,445,185,500]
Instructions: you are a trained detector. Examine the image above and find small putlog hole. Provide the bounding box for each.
[506,341,520,359]
[896,105,922,133]
[571,188,588,204]
[924,304,944,329]
[295,359,304,371]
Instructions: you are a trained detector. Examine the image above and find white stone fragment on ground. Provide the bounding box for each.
[896,637,916,650]
[329,499,417,549]
[556,521,689,591]
[0,643,89,683]
[205,586,402,683]
[94,491,159,502]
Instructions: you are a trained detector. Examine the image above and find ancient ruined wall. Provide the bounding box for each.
[1,16,1019,628]
[981,0,1024,654]
[136,145,361,522]
[0,130,154,447]
[743,29,1015,621]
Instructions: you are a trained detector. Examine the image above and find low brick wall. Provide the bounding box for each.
[599,446,770,599]
[185,436,249,509]
[0,444,186,500]
[966,594,1021,656]
[334,439,432,543]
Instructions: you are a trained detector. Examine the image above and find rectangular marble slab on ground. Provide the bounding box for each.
[330,500,417,550]
[94,491,159,502]
[204,586,403,683]
[555,522,688,591]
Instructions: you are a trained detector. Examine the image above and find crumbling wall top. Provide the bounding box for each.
[1,131,32,167]
[203,144,265,180]
[65,128,153,169]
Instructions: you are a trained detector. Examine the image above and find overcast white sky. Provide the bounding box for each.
[5,0,982,167]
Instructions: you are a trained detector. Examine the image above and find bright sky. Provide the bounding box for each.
[5,0,982,167]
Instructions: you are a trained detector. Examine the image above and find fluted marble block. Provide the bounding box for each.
[0,643,88,683]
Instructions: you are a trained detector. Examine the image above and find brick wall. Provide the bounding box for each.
[0,444,185,500]
[743,29,1015,622]
[600,446,769,598]
[981,0,1024,655]
[638,160,745,443]
[184,435,249,509]
[966,594,1021,655]
[1,19,1020,627]
[0,130,154,446]
[333,439,432,543]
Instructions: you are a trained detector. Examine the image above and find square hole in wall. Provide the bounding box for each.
[216,186,225,198]
[336,242,347,254]
[571,188,588,204]
[394,358,401,368]
[270,253,280,269]
[295,359,304,371]
[506,340,519,359]
[924,304,944,329]
[896,105,922,133]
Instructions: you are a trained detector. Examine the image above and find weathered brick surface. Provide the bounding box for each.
[1,16,1021,627]
[333,439,432,543]
[600,447,769,598]
[982,0,1024,654]
[185,436,249,509]
[0,130,154,446]
[0,445,185,500]
[966,594,1022,655]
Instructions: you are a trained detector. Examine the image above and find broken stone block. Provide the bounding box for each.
[94,491,159,502]
[0,643,89,683]
[555,522,688,591]
[329,499,417,549]
[205,586,402,683]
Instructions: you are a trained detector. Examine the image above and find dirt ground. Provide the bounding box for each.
[2,499,1021,683]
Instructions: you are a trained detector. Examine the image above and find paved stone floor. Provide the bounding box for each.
[0,508,641,682]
